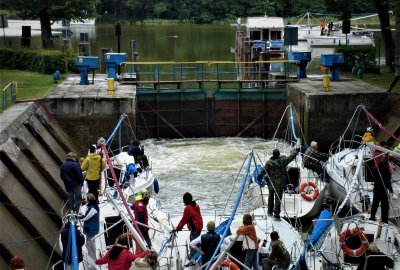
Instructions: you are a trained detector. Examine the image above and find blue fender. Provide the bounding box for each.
[153,178,159,194]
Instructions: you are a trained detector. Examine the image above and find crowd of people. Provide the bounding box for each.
[13,129,399,269]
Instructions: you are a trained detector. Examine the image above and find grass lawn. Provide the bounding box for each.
[0,69,62,111]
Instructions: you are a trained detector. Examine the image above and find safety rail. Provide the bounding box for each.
[120,60,299,89]
[1,81,17,110]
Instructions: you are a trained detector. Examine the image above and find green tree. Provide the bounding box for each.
[12,0,99,49]
[154,2,169,19]
[372,0,394,71]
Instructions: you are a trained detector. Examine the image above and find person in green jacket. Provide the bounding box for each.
[81,145,106,199]
[258,148,299,220]
[262,231,290,270]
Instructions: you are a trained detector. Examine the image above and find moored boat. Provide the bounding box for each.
[325,106,400,219]
[246,104,327,219]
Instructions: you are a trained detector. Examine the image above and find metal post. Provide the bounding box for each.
[116,21,121,75]
[1,15,6,46]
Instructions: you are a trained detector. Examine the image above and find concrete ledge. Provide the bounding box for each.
[287,78,400,150]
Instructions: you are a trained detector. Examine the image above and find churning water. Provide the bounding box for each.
[142,137,290,217]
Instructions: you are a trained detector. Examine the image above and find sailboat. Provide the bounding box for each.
[246,104,327,219]
[203,151,305,270]
[290,12,374,47]
[325,105,400,219]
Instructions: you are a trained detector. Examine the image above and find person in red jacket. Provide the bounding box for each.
[172,193,203,241]
[133,188,151,249]
[96,234,148,270]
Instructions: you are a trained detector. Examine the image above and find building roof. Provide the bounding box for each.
[246,17,284,29]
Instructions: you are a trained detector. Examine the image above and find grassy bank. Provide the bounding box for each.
[359,66,399,92]
[0,69,61,111]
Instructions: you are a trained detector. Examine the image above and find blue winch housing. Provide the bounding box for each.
[104,53,128,80]
[76,56,99,85]
[320,53,344,81]
[288,51,312,78]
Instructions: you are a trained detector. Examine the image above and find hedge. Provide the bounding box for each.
[334,45,377,73]
[0,48,78,74]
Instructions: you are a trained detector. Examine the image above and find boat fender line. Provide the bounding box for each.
[154,178,159,194]
[339,227,368,257]
[211,259,240,270]
[299,181,319,201]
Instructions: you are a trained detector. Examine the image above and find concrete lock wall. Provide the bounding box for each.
[41,97,136,154]
[0,102,79,268]
[287,82,400,151]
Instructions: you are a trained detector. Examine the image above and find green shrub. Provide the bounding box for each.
[335,45,377,73]
[0,48,78,74]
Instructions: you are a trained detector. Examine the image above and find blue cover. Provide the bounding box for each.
[295,209,333,270]
[251,164,264,186]
[123,163,138,185]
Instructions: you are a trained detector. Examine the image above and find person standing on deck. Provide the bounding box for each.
[303,141,329,177]
[60,152,83,212]
[369,146,395,223]
[328,20,334,36]
[189,221,230,266]
[236,214,259,270]
[132,188,152,249]
[320,20,326,35]
[262,231,290,270]
[171,192,203,241]
[128,139,149,170]
[257,148,299,220]
[81,145,106,200]
[79,193,100,265]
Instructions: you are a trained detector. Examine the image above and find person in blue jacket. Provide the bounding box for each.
[80,193,100,262]
[60,152,83,212]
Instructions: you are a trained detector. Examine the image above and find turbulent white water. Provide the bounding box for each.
[142,137,292,217]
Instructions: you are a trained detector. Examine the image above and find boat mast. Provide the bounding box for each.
[207,151,254,270]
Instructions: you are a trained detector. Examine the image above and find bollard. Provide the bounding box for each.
[322,74,331,91]
[107,78,115,95]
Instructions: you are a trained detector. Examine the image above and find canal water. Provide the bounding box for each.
[4,23,338,61]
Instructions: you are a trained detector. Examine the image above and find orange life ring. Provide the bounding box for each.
[338,227,368,257]
[211,259,240,270]
[221,259,240,270]
[299,181,319,201]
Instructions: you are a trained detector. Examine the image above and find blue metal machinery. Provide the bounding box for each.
[104,53,128,80]
[320,53,344,81]
[288,51,312,78]
[76,56,99,85]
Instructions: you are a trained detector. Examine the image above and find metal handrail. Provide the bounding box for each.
[120,60,298,87]
[1,81,17,110]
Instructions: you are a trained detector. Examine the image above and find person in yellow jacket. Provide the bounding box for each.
[81,145,106,199]
[363,127,379,145]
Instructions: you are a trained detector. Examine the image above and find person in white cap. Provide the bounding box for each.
[303,141,329,177]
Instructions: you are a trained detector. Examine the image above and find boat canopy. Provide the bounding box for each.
[246,17,284,29]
